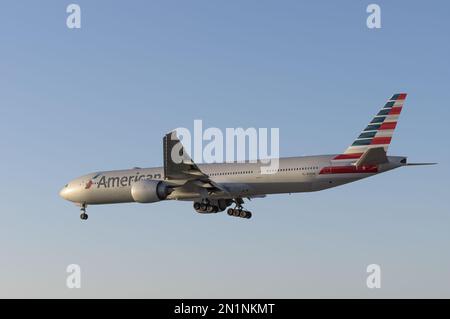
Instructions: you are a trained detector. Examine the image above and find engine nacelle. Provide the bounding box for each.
[131,180,170,203]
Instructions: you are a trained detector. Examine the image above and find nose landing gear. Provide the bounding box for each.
[80,203,88,220]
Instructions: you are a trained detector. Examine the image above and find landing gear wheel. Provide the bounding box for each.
[80,203,88,220]
[193,202,201,210]
[226,199,253,219]
[200,203,207,212]
[206,205,215,213]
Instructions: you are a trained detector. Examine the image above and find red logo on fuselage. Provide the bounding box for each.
[85,180,93,189]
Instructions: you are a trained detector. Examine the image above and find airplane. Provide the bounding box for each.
[59,93,434,221]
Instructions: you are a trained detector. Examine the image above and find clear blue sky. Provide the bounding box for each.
[0,1,449,298]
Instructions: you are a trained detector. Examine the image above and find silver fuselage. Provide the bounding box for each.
[59,155,406,205]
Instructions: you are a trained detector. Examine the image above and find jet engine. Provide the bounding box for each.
[131,180,170,203]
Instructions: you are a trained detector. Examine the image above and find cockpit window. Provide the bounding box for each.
[65,184,69,188]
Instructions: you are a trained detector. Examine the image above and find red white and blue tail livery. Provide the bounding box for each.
[334,93,407,161]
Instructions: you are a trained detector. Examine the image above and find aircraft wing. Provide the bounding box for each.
[163,131,230,196]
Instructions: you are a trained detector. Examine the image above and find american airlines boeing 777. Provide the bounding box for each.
[59,93,434,220]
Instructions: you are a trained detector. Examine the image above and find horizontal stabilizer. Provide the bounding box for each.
[406,163,437,166]
[355,147,388,167]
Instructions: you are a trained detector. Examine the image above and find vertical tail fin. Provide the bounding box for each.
[333,93,407,161]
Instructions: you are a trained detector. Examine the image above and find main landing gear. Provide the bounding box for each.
[227,199,252,219]
[193,198,253,219]
[194,198,252,219]
[193,201,219,213]
[80,203,88,220]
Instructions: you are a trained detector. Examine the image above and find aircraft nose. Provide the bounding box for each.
[59,185,69,199]
[59,184,77,201]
